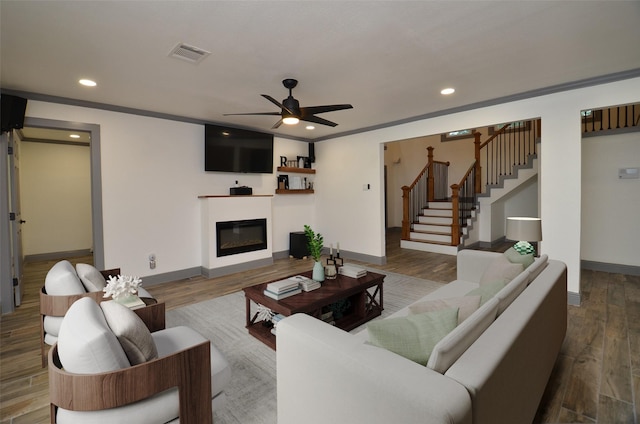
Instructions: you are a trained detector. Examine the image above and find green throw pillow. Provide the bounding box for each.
[367,308,458,366]
[503,247,535,270]
[466,280,505,305]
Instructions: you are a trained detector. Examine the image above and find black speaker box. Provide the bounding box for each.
[289,231,310,259]
[1,94,28,134]
[308,142,315,163]
[230,186,253,195]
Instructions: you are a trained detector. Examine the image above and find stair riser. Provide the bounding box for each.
[426,202,452,209]
[400,240,459,256]
[421,208,451,217]
[413,224,451,233]
[417,216,451,225]
[410,232,451,243]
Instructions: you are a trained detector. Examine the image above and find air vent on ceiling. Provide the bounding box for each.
[169,43,211,64]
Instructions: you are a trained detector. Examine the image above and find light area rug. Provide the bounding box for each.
[165,269,444,424]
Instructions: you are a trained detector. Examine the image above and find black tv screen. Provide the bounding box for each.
[205,124,274,174]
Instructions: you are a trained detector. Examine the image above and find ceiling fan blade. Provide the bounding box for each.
[301,104,353,116]
[223,112,281,116]
[271,119,284,129]
[300,115,338,127]
[261,94,295,115]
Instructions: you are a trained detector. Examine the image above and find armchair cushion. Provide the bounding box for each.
[479,254,523,285]
[152,326,232,399]
[57,297,130,374]
[45,260,85,296]
[100,300,158,365]
[76,263,107,292]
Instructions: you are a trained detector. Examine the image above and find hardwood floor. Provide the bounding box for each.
[0,228,637,423]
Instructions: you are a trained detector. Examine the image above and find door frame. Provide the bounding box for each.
[23,117,105,267]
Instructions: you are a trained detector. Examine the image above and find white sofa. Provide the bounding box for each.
[277,250,567,424]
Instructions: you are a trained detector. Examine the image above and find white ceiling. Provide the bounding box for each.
[2,1,640,141]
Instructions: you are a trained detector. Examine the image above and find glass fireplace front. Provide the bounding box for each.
[216,218,267,257]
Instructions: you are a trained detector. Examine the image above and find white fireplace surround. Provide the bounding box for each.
[200,195,273,278]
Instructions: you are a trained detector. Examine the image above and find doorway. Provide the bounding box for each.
[0,117,103,314]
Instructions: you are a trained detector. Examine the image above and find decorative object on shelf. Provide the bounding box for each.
[326,298,351,320]
[255,304,274,327]
[304,224,325,282]
[324,265,337,279]
[103,274,144,307]
[506,217,542,255]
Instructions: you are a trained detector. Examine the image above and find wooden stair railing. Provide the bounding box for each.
[450,161,476,245]
[401,147,449,240]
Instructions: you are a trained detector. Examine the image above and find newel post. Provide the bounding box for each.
[401,185,411,240]
[450,184,460,246]
[474,132,482,194]
[427,146,435,202]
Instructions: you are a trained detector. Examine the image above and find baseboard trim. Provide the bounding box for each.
[201,257,274,279]
[568,291,581,306]
[141,267,202,286]
[24,249,92,263]
[581,260,640,276]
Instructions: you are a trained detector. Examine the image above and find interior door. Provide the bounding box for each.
[8,132,24,306]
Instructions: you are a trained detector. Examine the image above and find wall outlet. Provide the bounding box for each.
[149,253,156,269]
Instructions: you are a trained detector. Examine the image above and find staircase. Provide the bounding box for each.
[401,119,540,255]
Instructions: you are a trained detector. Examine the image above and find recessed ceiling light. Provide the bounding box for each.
[306,125,315,130]
[441,87,455,95]
[69,134,80,139]
[79,79,97,87]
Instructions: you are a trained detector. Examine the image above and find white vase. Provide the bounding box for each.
[312,261,325,282]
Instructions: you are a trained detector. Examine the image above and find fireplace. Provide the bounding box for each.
[216,218,267,257]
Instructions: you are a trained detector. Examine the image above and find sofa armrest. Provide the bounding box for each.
[277,314,472,424]
[456,249,501,283]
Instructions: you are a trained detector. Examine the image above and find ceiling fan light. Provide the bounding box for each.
[282,116,299,125]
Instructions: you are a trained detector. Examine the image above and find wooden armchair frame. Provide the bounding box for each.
[48,340,213,424]
[39,268,166,367]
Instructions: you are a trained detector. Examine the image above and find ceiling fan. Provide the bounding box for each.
[224,79,353,129]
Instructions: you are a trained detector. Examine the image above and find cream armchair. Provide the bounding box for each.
[39,260,157,366]
[49,297,231,424]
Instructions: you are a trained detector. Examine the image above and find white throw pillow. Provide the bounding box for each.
[44,260,86,295]
[57,297,130,373]
[479,254,524,285]
[100,300,158,365]
[409,296,481,325]
[427,297,499,374]
[76,263,107,292]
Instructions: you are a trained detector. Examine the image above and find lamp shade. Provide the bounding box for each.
[506,217,542,242]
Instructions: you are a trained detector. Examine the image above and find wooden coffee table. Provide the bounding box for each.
[243,270,385,349]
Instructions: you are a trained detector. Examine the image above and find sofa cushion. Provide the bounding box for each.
[367,308,458,366]
[45,260,86,295]
[76,263,107,292]
[100,300,158,365]
[479,254,524,285]
[409,295,481,325]
[57,297,130,374]
[465,280,505,305]
[494,271,529,315]
[427,297,499,374]
[526,254,549,282]
[503,247,535,270]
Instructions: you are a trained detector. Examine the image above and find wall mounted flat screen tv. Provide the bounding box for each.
[205,124,274,174]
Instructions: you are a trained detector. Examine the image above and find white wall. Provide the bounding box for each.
[24,101,313,278]
[581,132,640,267]
[20,141,92,255]
[23,76,640,296]
[314,77,640,296]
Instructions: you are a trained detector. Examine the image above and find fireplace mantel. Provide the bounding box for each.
[200,196,273,278]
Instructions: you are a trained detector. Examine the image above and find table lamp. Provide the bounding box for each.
[506,217,542,255]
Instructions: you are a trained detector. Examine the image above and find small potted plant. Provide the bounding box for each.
[304,224,325,282]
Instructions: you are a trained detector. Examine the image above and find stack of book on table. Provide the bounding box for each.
[289,274,321,292]
[338,265,367,279]
[270,313,285,335]
[320,310,335,326]
[264,278,302,300]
